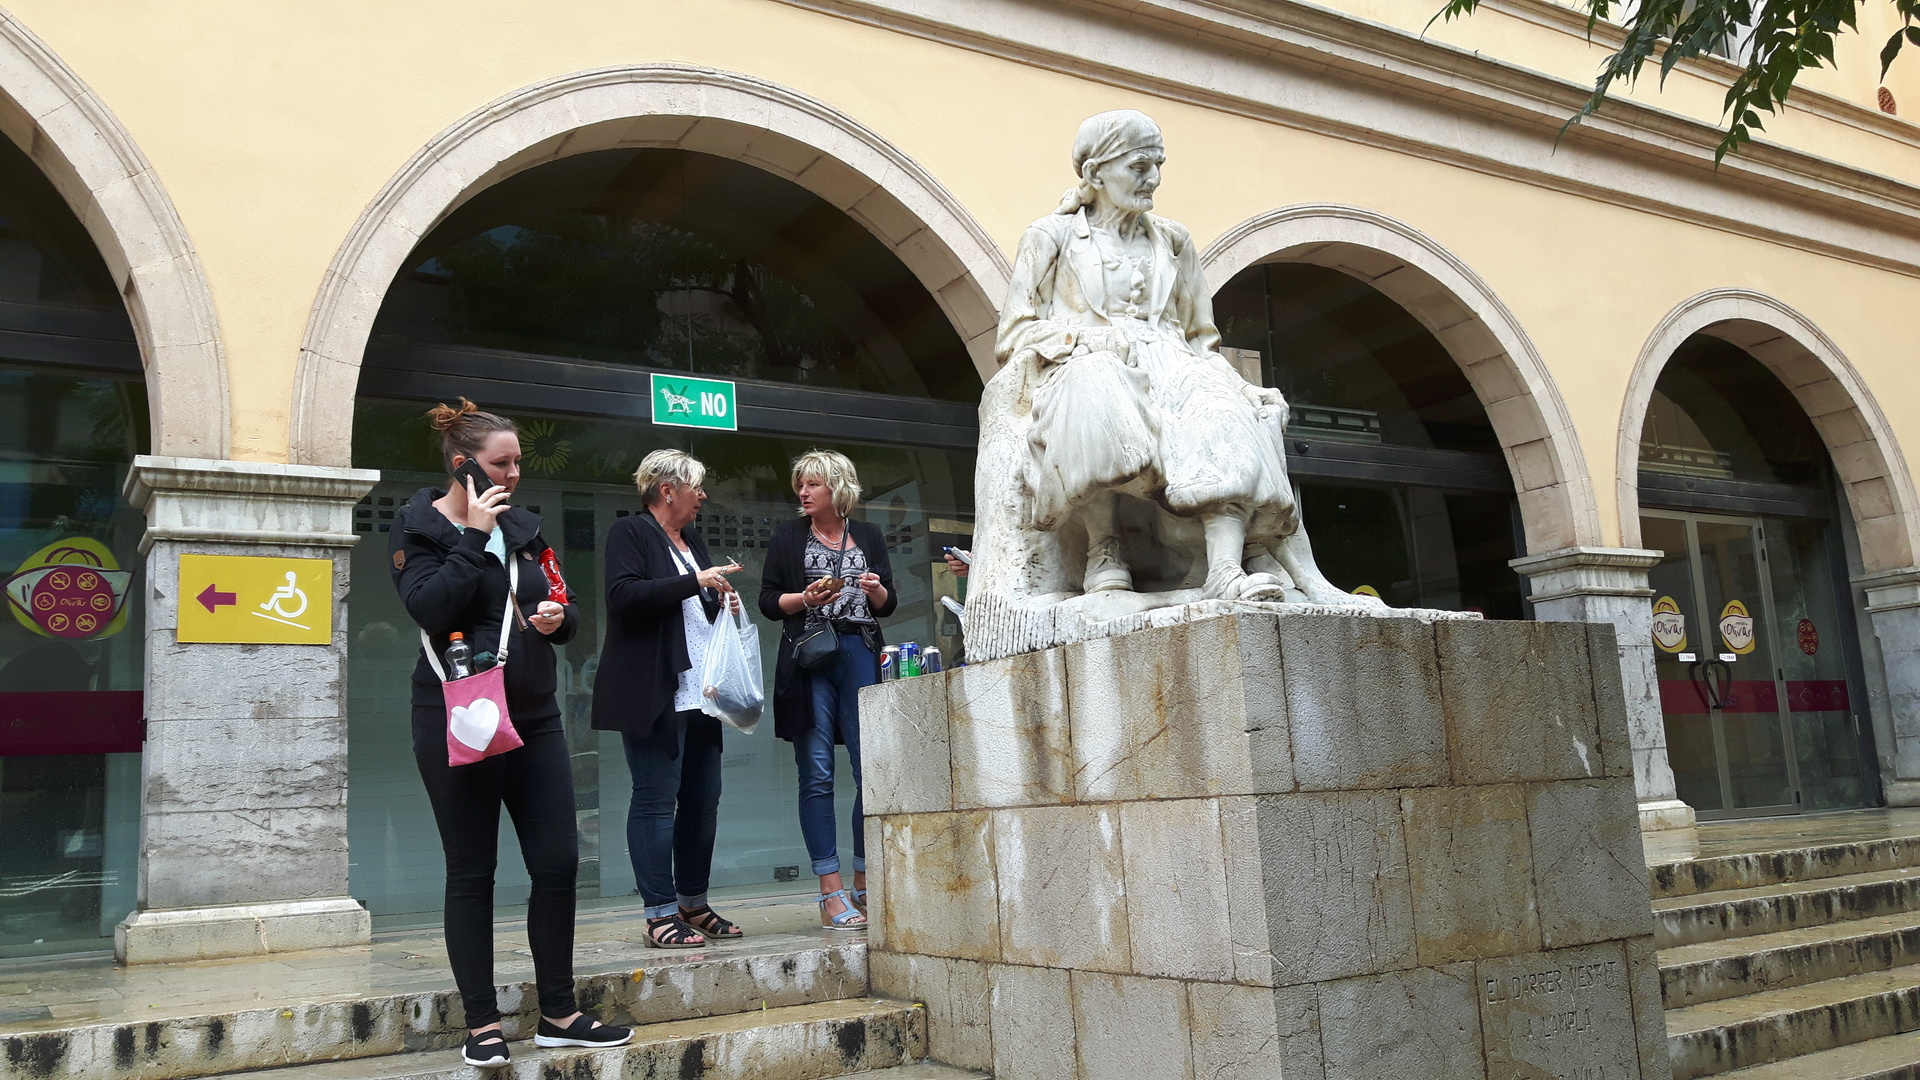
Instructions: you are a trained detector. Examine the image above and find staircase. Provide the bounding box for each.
[1654,830,1920,1078]
[0,929,980,1080]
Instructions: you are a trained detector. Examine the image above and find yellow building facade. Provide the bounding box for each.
[1,0,1917,960]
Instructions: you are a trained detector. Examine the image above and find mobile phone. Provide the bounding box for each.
[453,458,497,497]
[944,547,973,565]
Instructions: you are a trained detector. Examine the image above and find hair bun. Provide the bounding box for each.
[426,398,481,433]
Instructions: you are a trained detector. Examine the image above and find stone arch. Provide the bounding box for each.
[1203,204,1601,555]
[290,63,1012,466]
[1619,288,1920,573]
[0,11,226,456]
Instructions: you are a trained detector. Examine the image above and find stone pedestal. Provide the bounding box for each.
[117,456,379,963]
[1512,546,1694,832]
[862,612,1671,1080]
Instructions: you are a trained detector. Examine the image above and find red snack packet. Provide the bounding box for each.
[538,547,569,604]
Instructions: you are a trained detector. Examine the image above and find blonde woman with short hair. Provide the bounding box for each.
[756,449,897,931]
[589,449,744,949]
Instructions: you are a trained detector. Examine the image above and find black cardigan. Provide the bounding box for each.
[390,488,579,729]
[756,517,897,742]
[589,512,722,738]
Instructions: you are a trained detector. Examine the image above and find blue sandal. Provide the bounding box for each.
[851,888,868,912]
[817,889,868,932]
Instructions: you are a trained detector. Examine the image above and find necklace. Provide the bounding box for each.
[811,522,846,547]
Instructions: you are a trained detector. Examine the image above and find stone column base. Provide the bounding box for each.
[115,897,370,964]
[1638,798,1697,832]
[1884,780,1920,807]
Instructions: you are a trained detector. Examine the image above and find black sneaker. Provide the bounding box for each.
[534,1013,634,1049]
[462,1030,510,1068]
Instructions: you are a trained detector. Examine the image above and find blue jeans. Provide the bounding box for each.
[796,632,874,877]
[623,709,723,919]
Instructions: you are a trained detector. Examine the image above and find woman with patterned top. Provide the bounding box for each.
[589,449,745,949]
[758,449,897,931]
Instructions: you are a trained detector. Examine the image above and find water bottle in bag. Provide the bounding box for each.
[444,632,475,680]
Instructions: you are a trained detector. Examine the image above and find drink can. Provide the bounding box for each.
[921,646,943,674]
[899,642,921,678]
[878,645,900,682]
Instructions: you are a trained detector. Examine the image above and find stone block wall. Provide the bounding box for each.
[862,612,1670,1080]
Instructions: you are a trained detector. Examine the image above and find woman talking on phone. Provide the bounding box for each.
[391,400,630,1069]
[590,449,744,949]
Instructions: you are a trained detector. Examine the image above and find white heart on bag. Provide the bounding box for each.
[450,698,501,751]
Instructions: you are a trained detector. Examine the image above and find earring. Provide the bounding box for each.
[667,496,674,504]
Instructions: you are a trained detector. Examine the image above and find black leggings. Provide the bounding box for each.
[412,709,579,1028]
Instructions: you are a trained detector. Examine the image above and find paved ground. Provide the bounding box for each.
[1643,806,1920,865]
[0,890,835,1035]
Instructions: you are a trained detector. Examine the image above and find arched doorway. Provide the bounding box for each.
[1628,301,1904,819]
[344,145,982,920]
[0,128,148,957]
[1210,259,1524,616]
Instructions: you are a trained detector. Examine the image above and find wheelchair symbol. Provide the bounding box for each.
[251,571,312,630]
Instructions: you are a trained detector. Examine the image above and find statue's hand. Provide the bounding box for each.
[1071,325,1132,364]
[1242,383,1284,409]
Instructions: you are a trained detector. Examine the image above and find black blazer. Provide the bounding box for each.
[590,511,722,738]
[390,488,579,729]
[757,516,897,742]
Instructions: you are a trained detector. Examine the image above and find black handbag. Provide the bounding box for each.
[792,528,850,673]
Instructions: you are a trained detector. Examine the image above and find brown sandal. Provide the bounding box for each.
[679,905,744,939]
[643,914,706,949]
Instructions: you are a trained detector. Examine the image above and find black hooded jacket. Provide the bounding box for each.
[389,487,579,728]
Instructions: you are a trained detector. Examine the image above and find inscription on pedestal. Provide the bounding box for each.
[1479,942,1641,1079]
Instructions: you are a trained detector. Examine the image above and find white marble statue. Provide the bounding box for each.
[964,109,1385,661]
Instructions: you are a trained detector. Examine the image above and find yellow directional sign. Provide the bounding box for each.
[176,554,333,645]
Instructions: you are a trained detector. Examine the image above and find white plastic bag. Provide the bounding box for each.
[700,602,763,733]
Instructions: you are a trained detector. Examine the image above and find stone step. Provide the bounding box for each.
[1662,909,1920,1007]
[217,998,926,1080]
[1651,835,1920,901]
[0,934,864,1080]
[1716,1029,1920,1079]
[1665,962,1920,1078]
[1654,866,1920,948]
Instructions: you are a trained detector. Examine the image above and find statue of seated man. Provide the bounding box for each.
[995,108,1352,605]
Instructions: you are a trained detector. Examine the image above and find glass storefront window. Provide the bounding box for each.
[0,372,147,955]
[348,147,979,923]
[369,148,978,403]
[349,404,971,918]
[1639,335,1871,817]
[0,132,147,958]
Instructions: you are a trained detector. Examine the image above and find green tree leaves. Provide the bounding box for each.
[1437,0,1904,161]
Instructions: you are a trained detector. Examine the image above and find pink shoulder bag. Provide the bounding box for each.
[422,554,525,766]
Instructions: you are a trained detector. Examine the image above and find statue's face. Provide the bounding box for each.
[1089,148,1164,214]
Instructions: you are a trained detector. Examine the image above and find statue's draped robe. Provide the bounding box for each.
[996,209,1296,539]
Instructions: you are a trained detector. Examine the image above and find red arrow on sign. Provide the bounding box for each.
[197,583,236,613]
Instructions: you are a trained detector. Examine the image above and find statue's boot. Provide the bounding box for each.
[1202,564,1288,602]
[1082,494,1133,593]
[1084,546,1134,593]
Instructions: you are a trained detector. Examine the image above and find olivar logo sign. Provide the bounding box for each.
[1719,599,1758,655]
[5,537,132,640]
[651,373,738,431]
[1651,596,1687,654]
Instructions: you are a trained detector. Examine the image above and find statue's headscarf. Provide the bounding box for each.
[1054,110,1165,216]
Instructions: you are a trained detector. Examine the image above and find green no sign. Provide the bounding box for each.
[650,373,738,431]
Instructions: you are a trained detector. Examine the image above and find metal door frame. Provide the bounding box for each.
[1644,508,1803,820]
